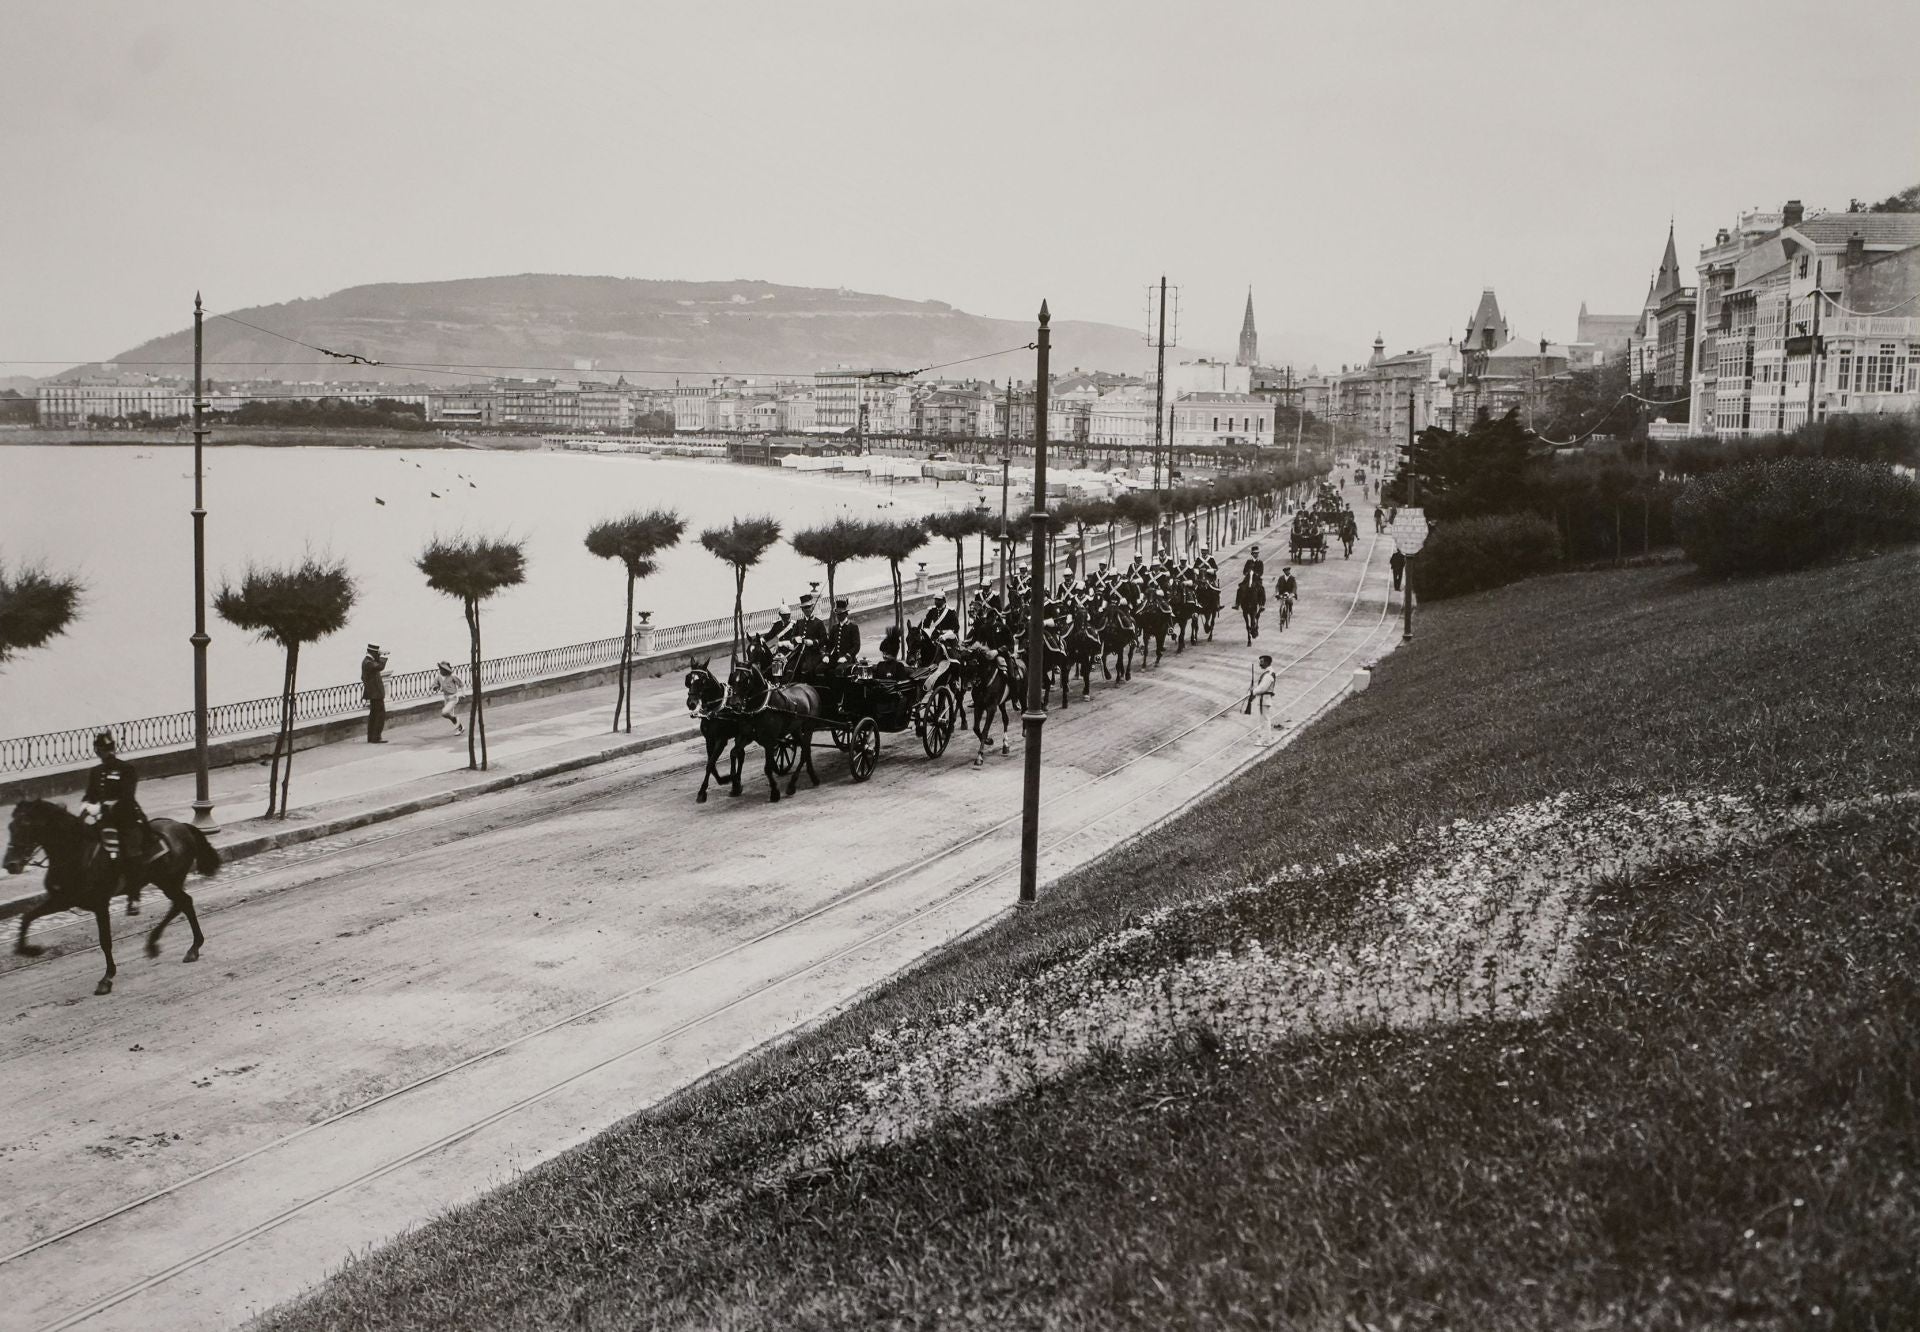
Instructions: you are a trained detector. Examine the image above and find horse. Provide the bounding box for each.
[904,624,969,729]
[1233,573,1266,644]
[725,664,823,801]
[6,800,217,996]
[1340,515,1357,558]
[1195,576,1222,641]
[1095,601,1136,683]
[1061,609,1102,700]
[1170,581,1199,653]
[686,658,748,802]
[956,642,1017,765]
[1135,596,1175,667]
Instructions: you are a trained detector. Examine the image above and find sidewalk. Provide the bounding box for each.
[2,508,1299,917]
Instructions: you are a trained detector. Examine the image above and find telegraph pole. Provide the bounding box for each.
[1018,302,1051,906]
[1805,259,1823,426]
[189,295,217,830]
[1149,276,1171,497]
[999,381,1013,599]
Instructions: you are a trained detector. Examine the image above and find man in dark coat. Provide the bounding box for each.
[361,644,390,743]
[825,597,862,669]
[1390,549,1407,591]
[81,732,148,890]
[1244,544,1266,585]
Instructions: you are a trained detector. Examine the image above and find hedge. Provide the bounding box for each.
[1414,513,1561,601]
[1672,458,1920,576]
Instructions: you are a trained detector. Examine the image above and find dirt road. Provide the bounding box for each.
[1,499,1399,1331]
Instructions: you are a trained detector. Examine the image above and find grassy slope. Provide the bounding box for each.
[259,552,1920,1332]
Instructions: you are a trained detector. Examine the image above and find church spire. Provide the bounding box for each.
[1236,289,1258,367]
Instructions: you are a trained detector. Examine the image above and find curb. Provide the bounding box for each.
[0,723,702,921]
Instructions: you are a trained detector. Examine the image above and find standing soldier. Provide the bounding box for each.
[80,732,148,894]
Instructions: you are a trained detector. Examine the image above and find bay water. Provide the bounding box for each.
[0,444,990,736]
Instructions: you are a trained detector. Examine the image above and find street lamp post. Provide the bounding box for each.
[1019,302,1051,906]
[189,295,217,830]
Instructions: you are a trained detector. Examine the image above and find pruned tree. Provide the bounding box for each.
[1113,491,1161,554]
[923,508,985,633]
[0,558,82,669]
[699,516,782,665]
[586,508,686,732]
[862,518,929,638]
[215,556,357,816]
[790,517,871,606]
[418,534,527,771]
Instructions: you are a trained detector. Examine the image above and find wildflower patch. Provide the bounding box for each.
[805,789,1890,1159]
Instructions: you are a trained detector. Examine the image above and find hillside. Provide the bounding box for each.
[259,552,1920,1330]
[94,276,1158,386]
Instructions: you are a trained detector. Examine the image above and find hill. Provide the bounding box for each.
[92,276,1159,387]
[259,550,1920,1331]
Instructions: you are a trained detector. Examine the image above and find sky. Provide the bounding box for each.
[3,0,1917,381]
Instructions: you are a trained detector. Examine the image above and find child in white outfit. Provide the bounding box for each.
[435,662,465,734]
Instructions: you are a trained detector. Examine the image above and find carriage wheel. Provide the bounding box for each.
[831,727,853,751]
[921,690,956,759]
[849,718,880,782]
[771,734,800,776]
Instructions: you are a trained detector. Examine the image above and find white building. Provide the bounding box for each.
[1169,392,1276,449]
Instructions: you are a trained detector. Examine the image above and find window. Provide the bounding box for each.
[1837,351,1852,391]
[1878,344,1900,393]
[1797,255,1809,278]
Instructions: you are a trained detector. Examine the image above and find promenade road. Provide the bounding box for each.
[0,483,1402,1331]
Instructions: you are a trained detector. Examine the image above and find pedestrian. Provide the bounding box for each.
[434,660,465,734]
[1390,549,1406,591]
[1250,654,1278,742]
[361,643,390,743]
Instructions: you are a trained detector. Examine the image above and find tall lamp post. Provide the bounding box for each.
[1019,302,1051,906]
[190,295,217,830]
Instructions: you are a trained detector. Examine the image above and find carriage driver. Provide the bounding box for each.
[825,597,861,673]
[80,732,150,892]
[918,589,959,639]
[1244,543,1266,584]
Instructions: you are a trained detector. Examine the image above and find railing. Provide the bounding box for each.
[0,512,1262,776]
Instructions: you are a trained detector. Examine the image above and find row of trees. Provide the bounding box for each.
[1,462,1321,819]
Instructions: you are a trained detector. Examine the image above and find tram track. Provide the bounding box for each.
[7,522,1396,1332]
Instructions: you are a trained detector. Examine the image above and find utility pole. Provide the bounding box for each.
[1149,276,1171,497]
[1000,381,1013,600]
[1019,302,1051,906]
[189,295,217,830]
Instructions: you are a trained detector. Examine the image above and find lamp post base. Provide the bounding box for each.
[189,801,220,833]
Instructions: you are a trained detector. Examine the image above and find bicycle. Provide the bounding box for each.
[1275,592,1295,632]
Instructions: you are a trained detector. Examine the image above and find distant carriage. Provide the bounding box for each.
[1290,512,1328,563]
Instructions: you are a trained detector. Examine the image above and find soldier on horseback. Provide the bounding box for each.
[918,590,959,640]
[80,732,151,894]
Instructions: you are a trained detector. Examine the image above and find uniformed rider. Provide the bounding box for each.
[81,732,149,893]
[918,590,959,640]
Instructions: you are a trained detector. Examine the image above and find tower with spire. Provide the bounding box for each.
[1235,289,1258,367]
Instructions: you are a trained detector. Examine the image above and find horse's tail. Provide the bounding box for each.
[183,824,222,876]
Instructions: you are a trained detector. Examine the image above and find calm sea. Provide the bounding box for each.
[0,444,988,735]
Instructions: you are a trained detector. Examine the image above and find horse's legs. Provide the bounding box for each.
[763,742,781,802]
[803,731,820,788]
[729,736,746,797]
[176,888,204,962]
[144,899,181,957]
[92,905,116,996]
[14,899,55,958]
[696,731,722,802]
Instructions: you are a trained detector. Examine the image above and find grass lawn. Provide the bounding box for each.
[260,551,1920,1331]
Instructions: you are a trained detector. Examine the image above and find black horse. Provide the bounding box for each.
[6,800,217,996]
[1135,595,1175,666]
[1195,576,1222,641]
[685,659,748,802]
[1095,601,1136,683]
[1170,581,1200,653]
[956,642,1018,765]
[1061,610,1101,700]
[726,664,823,801]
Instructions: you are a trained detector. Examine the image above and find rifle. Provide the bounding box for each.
[1243,658,1257,715]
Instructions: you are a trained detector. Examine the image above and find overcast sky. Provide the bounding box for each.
[4,0,1915,381]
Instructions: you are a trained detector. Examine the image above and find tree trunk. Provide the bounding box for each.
[266,646,293,817]
[953,542,966,636]
[826,564,836,607]
[278,641,300,816]
[465,599,482,771]
[615,569,635,732]
[892,562,904,638]
[730,568,746,668]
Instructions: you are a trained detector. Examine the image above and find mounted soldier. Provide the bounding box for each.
[1244,543,1266,584]
[918,589,959,640]
[80,732,150,894]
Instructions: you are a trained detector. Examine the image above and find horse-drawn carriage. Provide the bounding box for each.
[767,654,961,783]
[1290,511,1328,563]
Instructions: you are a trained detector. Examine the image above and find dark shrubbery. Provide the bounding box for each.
[1672,457,1920,575]
[1415,513,1560,600]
